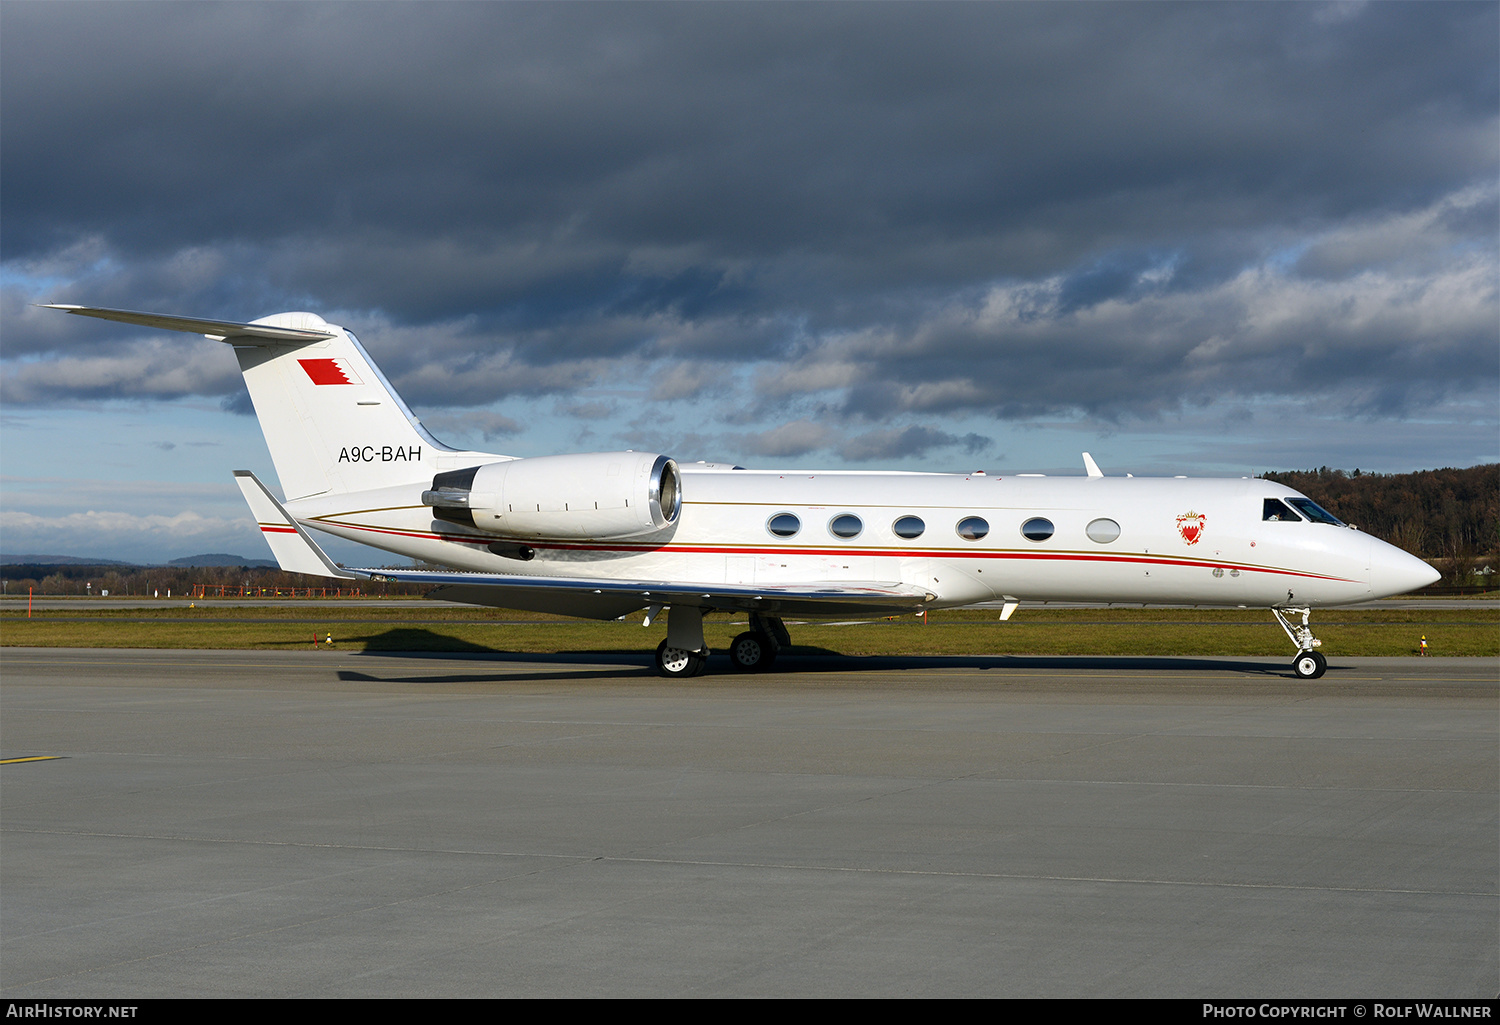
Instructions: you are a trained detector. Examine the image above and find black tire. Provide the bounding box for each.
[728,631,776,673]
[1292,650,1327,679]
[655,639,707,678]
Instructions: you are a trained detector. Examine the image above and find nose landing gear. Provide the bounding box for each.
[1292,648,1328,679]
[1273,606,1327,679]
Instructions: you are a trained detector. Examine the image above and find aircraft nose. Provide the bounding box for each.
[1368,537,1440,598]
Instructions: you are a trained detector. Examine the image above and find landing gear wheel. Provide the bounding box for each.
[655,639,707,678]
[1292,650,1327,679]
[728,631,777,673]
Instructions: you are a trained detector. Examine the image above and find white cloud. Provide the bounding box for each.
[0,339,241,404]
[741,420,835,458]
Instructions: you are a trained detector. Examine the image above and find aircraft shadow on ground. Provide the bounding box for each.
[335,639,1304,684]
[331,627,657,683]
[267,627,509,654]
[351,627,505,654]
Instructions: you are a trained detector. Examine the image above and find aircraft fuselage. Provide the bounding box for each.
[288,468,1427,610]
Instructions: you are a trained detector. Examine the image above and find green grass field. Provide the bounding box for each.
[3,604,1494,657]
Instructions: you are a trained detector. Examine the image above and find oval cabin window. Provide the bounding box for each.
[767,513,801,538]
[892,515,926,539]
[955,516,990,541]
[829,514,863,539]
[1021,517,1055,542]
[1085,518,1121,543]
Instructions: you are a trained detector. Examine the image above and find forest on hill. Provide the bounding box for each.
[1262,464,1497,581]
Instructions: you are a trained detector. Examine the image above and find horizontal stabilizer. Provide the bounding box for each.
[37,305,336,344]
[233,470,358,579]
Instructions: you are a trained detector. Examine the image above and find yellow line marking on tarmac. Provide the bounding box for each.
[0,658,359,669]
[1,756,63,764]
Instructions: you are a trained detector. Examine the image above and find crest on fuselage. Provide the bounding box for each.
[1176,510,1206,545]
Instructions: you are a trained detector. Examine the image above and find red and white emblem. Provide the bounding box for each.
[1175,510,1206,545]
[298,358,362,385]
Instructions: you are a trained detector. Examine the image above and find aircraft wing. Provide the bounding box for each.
[234,468,932,619]
[365,569,937,620]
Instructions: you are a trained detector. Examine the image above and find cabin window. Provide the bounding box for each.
[892,515,926,539]
[1086,518,1121,543]
[1263,499,1302,522]
[767,512,801,538]
[956,516,990,541]
[1021,517,1054,542]
[829,514,863,539]
[1286,498,1344,526]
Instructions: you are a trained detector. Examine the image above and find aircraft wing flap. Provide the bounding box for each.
[361,569,936,620]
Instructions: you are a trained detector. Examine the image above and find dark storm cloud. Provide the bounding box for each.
[749,185,1498,424]
[2,2,1495,427]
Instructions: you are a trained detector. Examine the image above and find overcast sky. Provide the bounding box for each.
[2,2,1496,564]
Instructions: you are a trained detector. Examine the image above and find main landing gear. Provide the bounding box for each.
[1272,606,1327,679]
[652,608,790,677]
[727,631,772,672]
[653,605,710,678]
[654,639,708,678]
[727,615,791,673]
[729,612,792,669]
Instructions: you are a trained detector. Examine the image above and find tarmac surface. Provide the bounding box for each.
[1,648,1495,998]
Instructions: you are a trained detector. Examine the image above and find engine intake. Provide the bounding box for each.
[422,452,680,541]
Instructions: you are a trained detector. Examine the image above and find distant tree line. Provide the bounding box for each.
[1261,464,1497,585]
[0,562,431,597]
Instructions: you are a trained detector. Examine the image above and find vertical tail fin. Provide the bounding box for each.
[232,312,452,499]
[40,305,471,500]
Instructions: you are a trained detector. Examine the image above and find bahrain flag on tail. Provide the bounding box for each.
[298,358,362,385]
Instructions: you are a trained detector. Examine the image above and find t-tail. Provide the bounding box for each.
[39,305,486,500]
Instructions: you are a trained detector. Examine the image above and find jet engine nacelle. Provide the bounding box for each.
[423,452,681,541]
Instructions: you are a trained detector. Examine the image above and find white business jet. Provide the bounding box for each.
[43,305,1440,678]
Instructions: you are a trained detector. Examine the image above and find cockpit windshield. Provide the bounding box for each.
[1285,497,1345,526]
[1263,498,1302,522]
